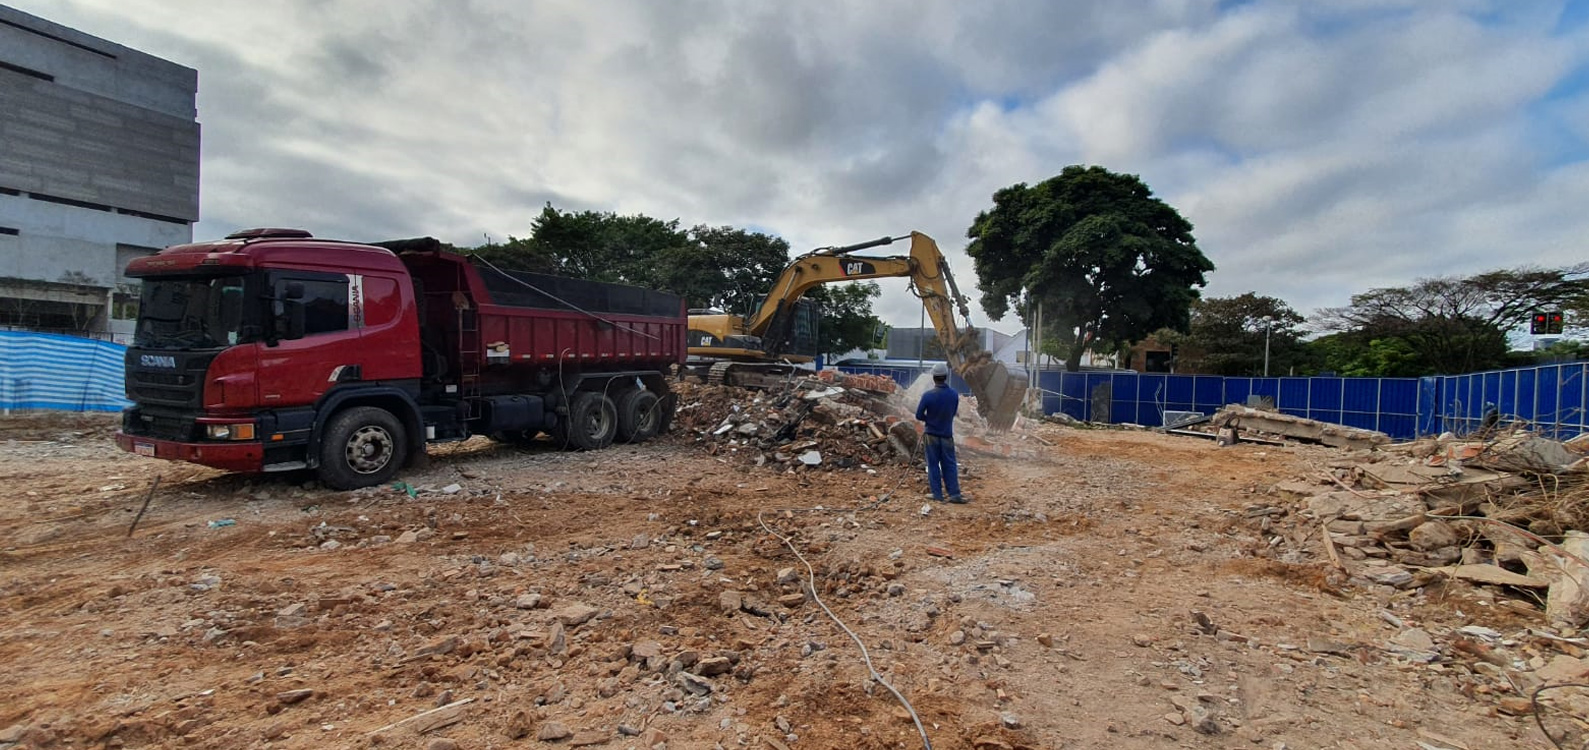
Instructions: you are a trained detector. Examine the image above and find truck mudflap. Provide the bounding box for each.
[115,431,264,473]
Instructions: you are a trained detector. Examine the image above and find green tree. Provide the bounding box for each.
[1532,338,1589,364]
[1306,333,1427,377]
[1316,264,1589,375]
[966,165,1214,371]
[470,204,690,285]
[807,282,884,359]
[469,234,556,274]
[1173,294,1306,376]
[465,206,887,347]
[651,226,791,313]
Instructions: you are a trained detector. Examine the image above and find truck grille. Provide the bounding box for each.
[124,349,216,408]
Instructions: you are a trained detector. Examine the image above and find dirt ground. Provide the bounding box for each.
[0,411,1562,749]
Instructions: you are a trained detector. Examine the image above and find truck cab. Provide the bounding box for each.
[117,228,425,485]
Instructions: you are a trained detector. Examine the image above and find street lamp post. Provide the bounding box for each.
[1262,317,1274,378]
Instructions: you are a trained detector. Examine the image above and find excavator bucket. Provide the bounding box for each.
[957,353,1027,431]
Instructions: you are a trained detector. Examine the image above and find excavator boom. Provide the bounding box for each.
[688,231,1027,430]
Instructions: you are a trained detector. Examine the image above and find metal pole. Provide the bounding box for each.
[1263,318,1272,378]
[1033,302,1042,387]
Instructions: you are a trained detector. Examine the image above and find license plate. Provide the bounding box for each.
[134,442,156,457]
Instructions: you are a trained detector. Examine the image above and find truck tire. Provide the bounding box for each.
[567,391,617,450]
[318,406,408,490]
[616,389,661,443]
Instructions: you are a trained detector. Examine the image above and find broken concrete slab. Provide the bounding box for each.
[1360,463,1461,488]
[1474,434,1579,474]
[1524,531,1589,627]
[1408,520,1460,551]
[1211,405,1390,450]
[1430,564,1548,588]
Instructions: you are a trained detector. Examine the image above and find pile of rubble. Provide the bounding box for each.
[812,368,898,394]
[669,376,1039,471]
[1241,427,1589,732]
[1273,427,1589,626]
[671,380,919,470]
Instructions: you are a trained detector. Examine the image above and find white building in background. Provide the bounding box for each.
[0,4,198,341]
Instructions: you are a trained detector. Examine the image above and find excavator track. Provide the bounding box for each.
[701,361,804,390]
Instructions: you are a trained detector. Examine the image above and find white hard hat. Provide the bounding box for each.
[931,362,949,378]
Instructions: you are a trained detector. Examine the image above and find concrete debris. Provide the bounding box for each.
[1389,627,1435,652]
[1408,520,1460,550]
[814,368,897,394]
[1269,427,1589,625]
[1434,564,1549,588]
[671,379,1037,471]
[555,603,600,626]
[1525,530,1589,627]
[1210,405,1391,450]
[1239,425,1589,714]
[537,721,572,741]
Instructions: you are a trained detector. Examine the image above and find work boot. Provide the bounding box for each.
[947,495,968,504]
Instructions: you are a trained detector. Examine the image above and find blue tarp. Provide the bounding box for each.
[0,331,131,413]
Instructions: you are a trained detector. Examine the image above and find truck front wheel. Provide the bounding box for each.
[319,406,408,490]
[567,391,617,450]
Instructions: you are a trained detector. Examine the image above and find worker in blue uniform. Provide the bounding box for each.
[915,362,966,503]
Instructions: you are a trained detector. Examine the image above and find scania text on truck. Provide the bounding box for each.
[115,229,686,489]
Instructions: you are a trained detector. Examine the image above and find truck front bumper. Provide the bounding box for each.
[115,431,265,473]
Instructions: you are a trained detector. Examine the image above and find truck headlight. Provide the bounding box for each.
[205,423,256,440]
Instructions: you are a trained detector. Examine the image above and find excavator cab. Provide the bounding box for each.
[687,298,818,363]
[759,297,819,360]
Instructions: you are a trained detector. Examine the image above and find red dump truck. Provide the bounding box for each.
[114,228,686,489]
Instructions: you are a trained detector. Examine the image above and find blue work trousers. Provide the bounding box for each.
[923,434,961,499]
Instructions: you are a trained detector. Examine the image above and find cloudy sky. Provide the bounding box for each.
[21,0,1589,330]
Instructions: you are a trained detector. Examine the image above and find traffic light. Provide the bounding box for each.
[1532,310,1567,335]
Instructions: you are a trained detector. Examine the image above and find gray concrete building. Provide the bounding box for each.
[0,4,198,340]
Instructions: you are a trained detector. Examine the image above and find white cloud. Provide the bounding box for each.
[16,0,1589,332]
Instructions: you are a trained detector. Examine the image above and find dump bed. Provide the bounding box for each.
[396,249,687,376]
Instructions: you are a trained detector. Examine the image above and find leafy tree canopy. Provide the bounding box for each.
[1163,293,1307,376]
[655,225,791,315]
[465,204,883,353]
[966,165,1214,371]
[470,204,690,285]
[807,282,885,359]
[1315,264,1589,375]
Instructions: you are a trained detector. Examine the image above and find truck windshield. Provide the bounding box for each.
[134,276,253,349]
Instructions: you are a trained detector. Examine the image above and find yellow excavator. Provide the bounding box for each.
[687,231,1028,430]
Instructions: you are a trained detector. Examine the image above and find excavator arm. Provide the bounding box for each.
[746,232,1026,429]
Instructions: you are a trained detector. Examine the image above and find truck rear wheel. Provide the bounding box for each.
[616,389,661,443]
[567,391,617,450]
[319,406,407,490]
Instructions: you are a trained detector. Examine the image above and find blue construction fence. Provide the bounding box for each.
[836,360,1589,442]
[0,331,131,413]
[6,334,1583,439]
